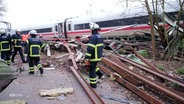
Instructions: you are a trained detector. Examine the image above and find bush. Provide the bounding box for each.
[176,67,184,74]
[157,65,166,71]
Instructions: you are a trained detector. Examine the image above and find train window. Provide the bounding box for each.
[74,25,80,30]
[21,30,30,34]
[68,24,71,31]
[74,13,161,30]
[74,23,89,30]
[36,27,52,33]
[55,26,58,32]
[97,19,123,28]
[74,15,151,30]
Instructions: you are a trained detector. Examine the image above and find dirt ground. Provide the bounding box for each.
[0,51,183,104]
[0,54,92,104]
[0,52,148,104]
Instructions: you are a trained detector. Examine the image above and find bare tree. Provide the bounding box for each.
[145,0,157,59]
[159,0,184,60]
[0,0,6,18]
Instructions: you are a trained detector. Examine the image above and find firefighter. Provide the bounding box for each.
[85,23,104,88]
[0,29,12,65]
[11,29,26,63]
[26,30,44,75]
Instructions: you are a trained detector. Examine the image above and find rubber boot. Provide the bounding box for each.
[39,68,43,74]
[96,70,103,79]
[29,71,34,74]
[90,84,97,88]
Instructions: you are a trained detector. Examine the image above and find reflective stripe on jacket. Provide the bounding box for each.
[0,34,11,51]
[85,33,103,62]
[12,34,22,47]
[26,37,44,57]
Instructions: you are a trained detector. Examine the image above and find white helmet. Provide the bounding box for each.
[89,22,100,30]
[29,30,37,35]
[15,29,21,34]
[0,29,6,34]
[16,29,21,32]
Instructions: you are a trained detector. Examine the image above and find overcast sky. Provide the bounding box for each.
[2,0,178,29]
[3,0,127,29]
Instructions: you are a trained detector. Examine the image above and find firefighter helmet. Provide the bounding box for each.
[0,29,6,34]
[16,29,21,32]
[15,29,21,34]
[29,30,37,35]
[89,23,100,30]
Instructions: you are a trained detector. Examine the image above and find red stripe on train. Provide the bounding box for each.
[40,24,168,37]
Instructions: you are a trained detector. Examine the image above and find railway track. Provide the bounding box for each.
[61,43,105,104]
[80,41,184,104]
[58,41,184,104]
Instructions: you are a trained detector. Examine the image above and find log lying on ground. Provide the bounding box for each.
[0,100,26,104]
[39,87,75,97]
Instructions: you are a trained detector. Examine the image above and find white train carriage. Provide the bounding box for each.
[20,0,180,40]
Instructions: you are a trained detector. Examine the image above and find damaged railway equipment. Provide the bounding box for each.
[41,11,184,103]
[72,39,184,104]
[39,24,184,103]
[51,42,105,104]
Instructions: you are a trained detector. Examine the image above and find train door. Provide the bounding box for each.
[53,22,63,38]
[63,18,72,38]
[57,23,63,38]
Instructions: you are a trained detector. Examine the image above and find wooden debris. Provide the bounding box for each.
[42,62,51,67]
[43,67,55,70]
[0,100,26,104]
[110,73,122,80]
[54,53,70,59]
[43,44,51,56]
[100,94,138,104]
[47,46,51,57]
[75,50,84,62]
[39,87,75,97]
[46,97,56,100]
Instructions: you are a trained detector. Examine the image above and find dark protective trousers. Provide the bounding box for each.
[1,51,11,65]
[89,61,103,86]
[11,47,26,63]
[29,57,43,74]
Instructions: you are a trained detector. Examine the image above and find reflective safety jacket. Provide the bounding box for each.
[12,34,22,47]
[85,33,103,62]
[26,37,44,57]
[0,34,11,51]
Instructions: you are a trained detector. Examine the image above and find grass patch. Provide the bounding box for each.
[176,67,184,74]
[157,65,166,71]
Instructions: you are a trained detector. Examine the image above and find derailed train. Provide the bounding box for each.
[20,1,180,40]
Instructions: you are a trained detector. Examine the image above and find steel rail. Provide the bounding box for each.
[70,66,105,104]
[105,55,141,85]
[102,57,184,103]
[131,47,164,74]
[61,43,78,69]
[117,54,184,88]
[61,42,105,104]
[97,63,163,104]
[76,40,184,103]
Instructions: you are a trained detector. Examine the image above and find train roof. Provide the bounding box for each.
[20,23,56,31]
[68,1,179,25]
